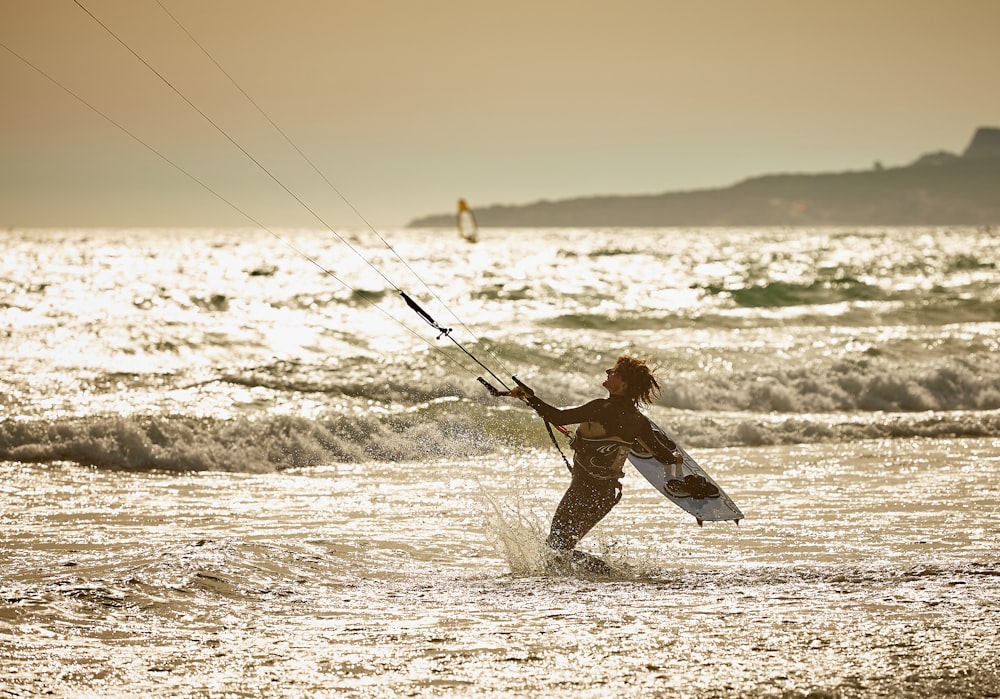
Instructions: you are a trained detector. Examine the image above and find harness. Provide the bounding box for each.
[479,376,630,505]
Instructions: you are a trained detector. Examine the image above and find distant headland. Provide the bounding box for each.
[408,127,1000,227]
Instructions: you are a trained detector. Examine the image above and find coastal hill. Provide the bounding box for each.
[408,127,1000,227]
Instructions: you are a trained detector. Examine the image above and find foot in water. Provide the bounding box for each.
[570,550,615,575]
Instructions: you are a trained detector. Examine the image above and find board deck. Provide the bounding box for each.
[627,419,743,525]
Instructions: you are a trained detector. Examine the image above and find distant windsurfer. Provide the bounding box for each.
[507,355,687,556]
[457,198,478,243]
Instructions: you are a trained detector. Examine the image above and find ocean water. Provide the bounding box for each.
[2,225,999,698]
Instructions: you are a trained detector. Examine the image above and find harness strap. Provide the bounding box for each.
[542,420,573,473]
[479,376,572,471]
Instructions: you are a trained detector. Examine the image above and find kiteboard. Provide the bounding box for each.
[628,419,743,526]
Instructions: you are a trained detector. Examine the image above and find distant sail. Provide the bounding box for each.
[457,199,479,243]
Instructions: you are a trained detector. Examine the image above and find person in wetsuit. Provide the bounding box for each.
[508,354,684,553]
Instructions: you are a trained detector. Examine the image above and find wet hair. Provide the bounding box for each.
[612,354,661,406]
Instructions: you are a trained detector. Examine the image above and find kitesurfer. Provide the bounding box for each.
[508,354,686,554]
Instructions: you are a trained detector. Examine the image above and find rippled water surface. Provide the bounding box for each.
[4,437,999,698]
[3,226,999,696]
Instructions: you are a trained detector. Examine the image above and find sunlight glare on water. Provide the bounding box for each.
[4,436,1000,698]
[3,226,1000,697]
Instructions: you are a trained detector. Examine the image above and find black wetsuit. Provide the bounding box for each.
[523,393,678,551]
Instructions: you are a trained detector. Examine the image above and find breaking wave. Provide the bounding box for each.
[4,405,998,473]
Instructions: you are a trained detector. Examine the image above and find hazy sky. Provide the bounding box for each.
[2,0,998,227]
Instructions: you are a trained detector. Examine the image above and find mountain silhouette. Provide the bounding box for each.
[409,127,1000,227]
